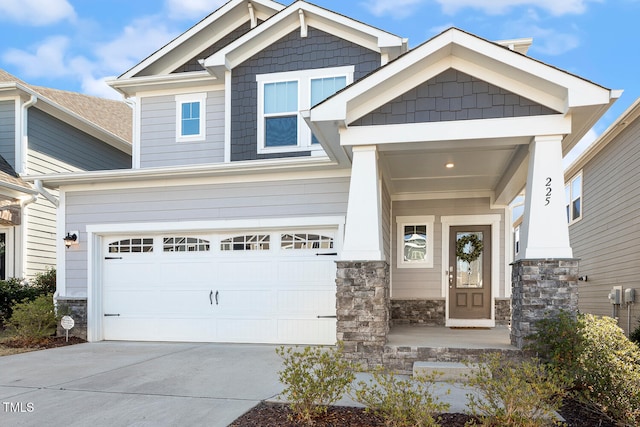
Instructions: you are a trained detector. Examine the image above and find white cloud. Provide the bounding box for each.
[165,0,227,20]
[563,128,598,169]
[502,14,581,56]
[2,36,72,78]
[0,0,75,26]
[435,0,602,16]
[360,0,426,19]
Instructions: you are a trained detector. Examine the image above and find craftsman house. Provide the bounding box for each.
[565,97,639,336]
[0,70,131,282]
[30,0,618,360]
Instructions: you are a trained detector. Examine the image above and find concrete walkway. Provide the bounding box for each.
[0,341,474,427]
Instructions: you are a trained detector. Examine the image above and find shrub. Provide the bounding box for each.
[275,343,356,424]
[354,367,450,427]
[30,268,56,295]
[7,294,58,340]
[0,269,56,327]
[529,312,640,425]
[630,317,640,346]
[465,353,570,427]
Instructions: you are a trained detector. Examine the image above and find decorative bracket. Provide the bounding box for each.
[299,9,307,38]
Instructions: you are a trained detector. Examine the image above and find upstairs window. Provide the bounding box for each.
[176,93,206,142]
[257,67,353,154]
[565,172,582,224]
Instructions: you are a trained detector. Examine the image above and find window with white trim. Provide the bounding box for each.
[163,237,210,252]
[397,216,435,268]
[176,93,206,142]
[281,233,334,250]
[565,172,582,224]
[108,238,154,253]
[220,234,270,251]
[257,67,353,154]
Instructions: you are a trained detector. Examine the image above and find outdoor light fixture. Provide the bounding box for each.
[63,232,78,248]
[445,162,455,169]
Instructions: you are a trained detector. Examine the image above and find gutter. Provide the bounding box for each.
[34,179,59,207]
[18,95,37,174]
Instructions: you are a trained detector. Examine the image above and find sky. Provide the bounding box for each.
[0,0,638,165]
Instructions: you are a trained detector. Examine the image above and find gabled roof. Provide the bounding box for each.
[0,69,132,153]
[118,0,285,80]
[202,0,406,79]
[310,27,619,163]
[0,155,36,197]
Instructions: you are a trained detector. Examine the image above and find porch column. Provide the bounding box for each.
[511,135,579,348]
[341,145,384,261]
[518,135,571,259]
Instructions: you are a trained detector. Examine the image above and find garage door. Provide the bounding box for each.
[102,230,338,344]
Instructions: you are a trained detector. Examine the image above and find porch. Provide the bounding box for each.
[383,325,524,373]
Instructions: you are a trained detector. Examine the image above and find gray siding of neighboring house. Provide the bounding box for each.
[28,108,131,171]
[231,26,381,161]
[569,117,640,336]
[63,176,350,296]
[0,100,15,169]
[25,107,130,278]
[139,90,225,168]
[172,21,257,73]
[391,198,505,300]
[351,69,558,126]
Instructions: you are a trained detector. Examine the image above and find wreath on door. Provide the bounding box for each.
[456,234,483,263]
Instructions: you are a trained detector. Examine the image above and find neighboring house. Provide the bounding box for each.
[31,0,618,360]
[0,70,132,282]
[565,97,640,336]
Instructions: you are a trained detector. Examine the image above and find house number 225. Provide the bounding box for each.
[544,177,552,206]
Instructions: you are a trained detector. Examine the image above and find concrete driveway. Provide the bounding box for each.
[0,342,284,427]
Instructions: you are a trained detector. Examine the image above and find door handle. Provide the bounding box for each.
[209,290,213,305]
[215,291,219,305]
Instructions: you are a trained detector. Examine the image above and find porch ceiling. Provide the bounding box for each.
[380,138,526,198]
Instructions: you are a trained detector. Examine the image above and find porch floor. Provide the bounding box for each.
[387,324,514,349]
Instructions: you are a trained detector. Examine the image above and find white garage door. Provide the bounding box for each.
[102,230,338,345]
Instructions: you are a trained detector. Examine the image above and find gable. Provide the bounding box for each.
[230,26,381,162]
[172,20,259,74]
[350,69,558,126]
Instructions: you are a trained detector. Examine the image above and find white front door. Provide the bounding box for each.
[102,230,338,344]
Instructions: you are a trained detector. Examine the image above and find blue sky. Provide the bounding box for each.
[0,0,637,163]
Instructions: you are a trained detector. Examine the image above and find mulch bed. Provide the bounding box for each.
[230,398,616,427]
[1,335,86,350]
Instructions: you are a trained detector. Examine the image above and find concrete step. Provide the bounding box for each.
[412,361,482,382]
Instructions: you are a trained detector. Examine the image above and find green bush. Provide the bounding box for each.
[354,367,450,427]
[0,269,56,327]
[7,294,58,340]
[276,343,356,424]
[529,312,640,425]
[630,317,640,346]
[465,353,570,427]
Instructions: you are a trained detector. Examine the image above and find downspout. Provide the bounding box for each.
[17,193,38,281]
[34,180,59,207]
[18,95,37,175]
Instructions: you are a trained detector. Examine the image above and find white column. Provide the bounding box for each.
[518,135,572,259]
[341,145,384,260]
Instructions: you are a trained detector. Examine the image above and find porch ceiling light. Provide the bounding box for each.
[445,162,455,169]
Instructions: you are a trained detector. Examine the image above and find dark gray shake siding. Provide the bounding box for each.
[28,108,131,171]
[351,69,558,126]
[231,26,381,161]
[0,100,15,169]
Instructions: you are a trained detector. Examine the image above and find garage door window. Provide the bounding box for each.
[281,233,333,250]
[163,237,210,252]
[108,238,153,253]
[221,234,270,251]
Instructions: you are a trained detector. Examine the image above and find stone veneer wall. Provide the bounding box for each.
[390,299,445,326]
[510,259,578,348]
[55,297,87,340]
[495,298,511,326]
[336,261,389,369]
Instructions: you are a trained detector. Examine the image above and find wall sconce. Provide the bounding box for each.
[63,231,78,248]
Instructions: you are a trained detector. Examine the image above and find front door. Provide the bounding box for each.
[449,225,491,319]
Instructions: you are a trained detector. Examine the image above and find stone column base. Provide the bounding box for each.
[510,259,578,348]
[55,296,87,340]
[336,261,389,370]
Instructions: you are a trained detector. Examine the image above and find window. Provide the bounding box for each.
[565,172,582,224]
[257,67,353,153]
[163,237,210,252]
[220,234,270,251]
[108,238,154,253]
[281,233,334,250]
[176,93,206,141]
[397,216,435,268]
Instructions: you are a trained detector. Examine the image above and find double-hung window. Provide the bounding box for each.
[176,93,206,142]
[257,66,353,154]
[565,172,582,224]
